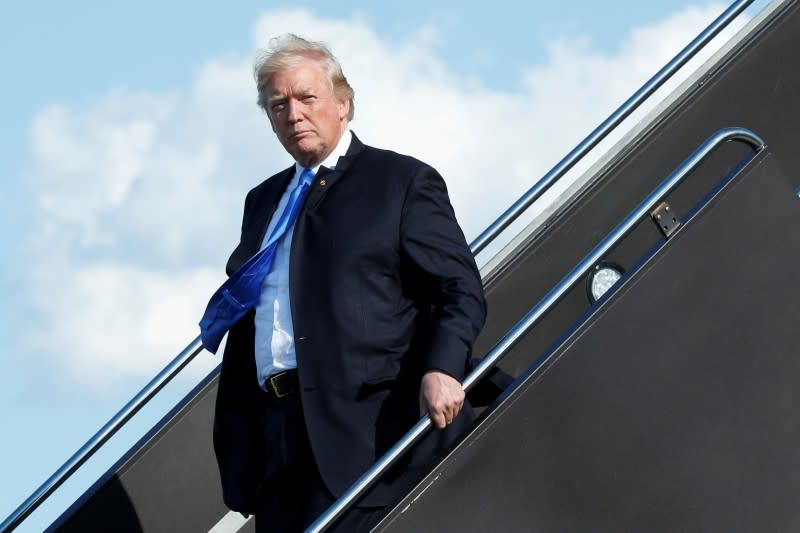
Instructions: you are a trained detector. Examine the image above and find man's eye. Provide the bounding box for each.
[303,95,316,102]
[272,103,285,112]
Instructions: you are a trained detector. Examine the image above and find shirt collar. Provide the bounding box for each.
[294,128,352,176]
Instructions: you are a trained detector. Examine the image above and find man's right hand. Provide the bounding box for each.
[419,370,465,429]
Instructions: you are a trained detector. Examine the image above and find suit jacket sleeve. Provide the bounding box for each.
[213,186,262,514]
[399,165,487,381]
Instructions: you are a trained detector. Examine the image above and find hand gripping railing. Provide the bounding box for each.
[306,127,766,532]
[0,1,755,531]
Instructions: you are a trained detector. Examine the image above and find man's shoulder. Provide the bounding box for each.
[358,143,435,175]
[244,166,293,203]
[253,165,293,191]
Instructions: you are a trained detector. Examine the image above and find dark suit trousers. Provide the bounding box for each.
[254,392,384,533]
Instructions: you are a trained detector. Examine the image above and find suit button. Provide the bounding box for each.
[319,179,327,186]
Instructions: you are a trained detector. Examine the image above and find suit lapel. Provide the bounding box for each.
[251,167,294,252]
[231,133,364,274]
[304,132,366,212]
[247,165,295,252]
[227,166,294,274]
[288,132,366,337]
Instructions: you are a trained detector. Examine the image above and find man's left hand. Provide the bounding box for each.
[419,370,465,429]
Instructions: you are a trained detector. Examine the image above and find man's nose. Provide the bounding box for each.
[287,100,302,123]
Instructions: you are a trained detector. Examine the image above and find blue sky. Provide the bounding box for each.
[0,1,767,530]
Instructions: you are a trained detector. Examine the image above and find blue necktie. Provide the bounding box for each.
[199,168,315,353]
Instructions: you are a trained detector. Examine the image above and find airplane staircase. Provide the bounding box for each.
[2,0,799,531]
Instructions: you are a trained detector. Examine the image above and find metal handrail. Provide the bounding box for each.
[0,337,204,533]
[0,0,756,530]
[306,127,766,532]
[469,0,755,256]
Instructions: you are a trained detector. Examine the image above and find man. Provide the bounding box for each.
[212,34,486,532]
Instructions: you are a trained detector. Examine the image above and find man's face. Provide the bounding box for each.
[265,59,350,168]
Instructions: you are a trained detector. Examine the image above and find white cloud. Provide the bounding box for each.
[24,262,220,391]
[21,3,744,391]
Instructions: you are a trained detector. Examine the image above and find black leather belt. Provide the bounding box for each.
[265,369,298,398]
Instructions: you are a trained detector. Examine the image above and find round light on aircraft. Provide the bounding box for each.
[588,264,623,303]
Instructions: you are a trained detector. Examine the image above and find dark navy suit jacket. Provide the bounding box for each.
[213,134,486,512]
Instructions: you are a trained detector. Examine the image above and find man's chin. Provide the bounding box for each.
[287,142,323,167]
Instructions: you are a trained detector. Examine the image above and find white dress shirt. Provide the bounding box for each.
[254,129,352,389]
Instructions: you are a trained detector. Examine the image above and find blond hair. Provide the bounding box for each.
[254,33,355,120]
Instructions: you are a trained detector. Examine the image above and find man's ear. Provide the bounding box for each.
[338,97,350,121]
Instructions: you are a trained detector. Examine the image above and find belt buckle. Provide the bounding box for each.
[269,372,290,398]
